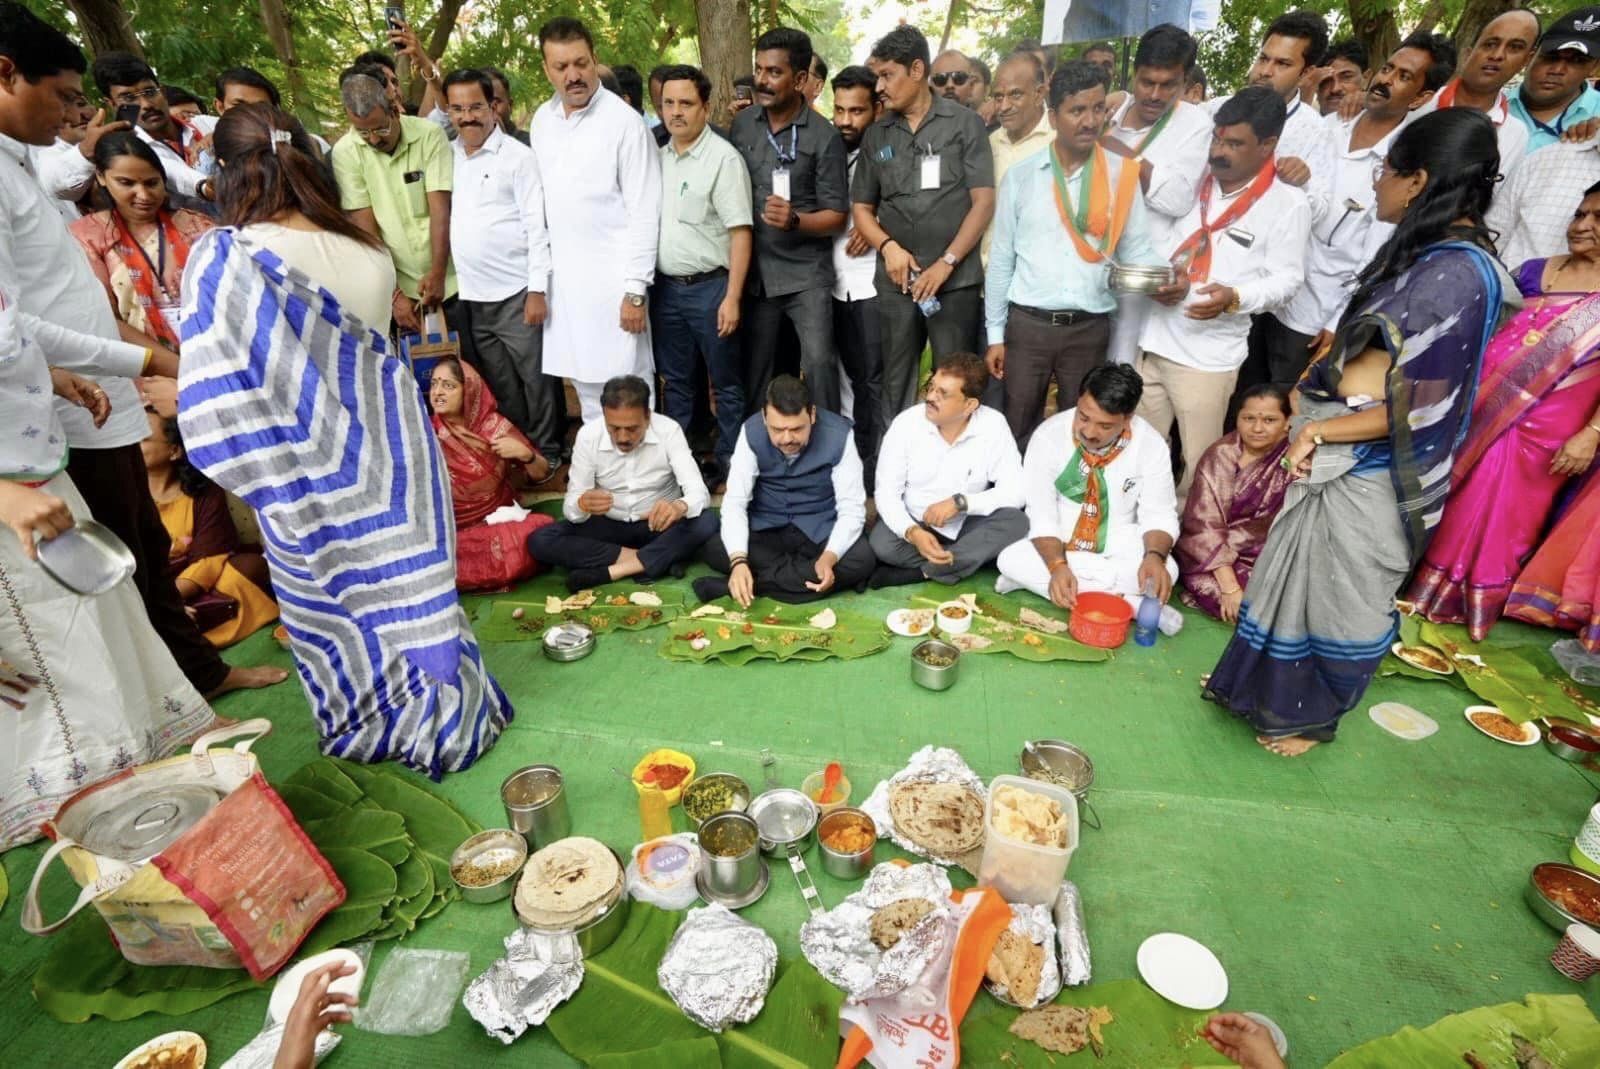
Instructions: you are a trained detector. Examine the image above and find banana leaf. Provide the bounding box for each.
[590,1039,723,1068]
[328,761,479,859]
[960,979,1228,1067]
[476,586,687,642]
[276,782,347,823]
[660,598,889,665]
[907,595,1110,663]
[302,810,410,860]
[299,903,388,956]
[283,760,367,806]
[546,904,843,1067]
[318,847,398,908]
[1419,620,1600,724]
[1327,993,1600,1068]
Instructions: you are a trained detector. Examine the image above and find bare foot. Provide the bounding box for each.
[1256,734,1319,757]
[207,664,290,699]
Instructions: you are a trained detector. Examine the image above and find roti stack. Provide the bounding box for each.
[888,780,985,857]
[514,836,623,929]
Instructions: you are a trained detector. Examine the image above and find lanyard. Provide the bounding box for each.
[120,215,174,301]
[766,123,798,165]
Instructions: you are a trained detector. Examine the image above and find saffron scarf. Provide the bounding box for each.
[1048,144,1142,264]
[111,209,193,349]
[1169,161,1277,284]
[1054,429,1132,553]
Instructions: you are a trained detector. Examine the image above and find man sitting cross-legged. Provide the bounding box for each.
[528,375,716,592]
[996,364,1181,630]
[869,352,1027,588]
[696,375,876,606]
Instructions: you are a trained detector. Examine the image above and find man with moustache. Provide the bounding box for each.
[1238,32,1452,411]
[830,64,885,471]
[869,352,1025,588]
[986,61,1162,446]
[30,85,108,221]
[931,49,976,105]
[652,63,753,485]
[1415,9,1534,168]
[443,69,563,465]
[730,27,849,415]
[1137,86,1310,498]
[530,16,660,423]
[1510,9,1600,152]
[1315,39,1367,116]
[90,52,212,201]
[981,50,1052,263]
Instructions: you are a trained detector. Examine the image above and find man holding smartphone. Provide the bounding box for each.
[90,52,212,202]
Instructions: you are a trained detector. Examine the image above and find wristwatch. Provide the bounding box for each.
[941,252,958,267]
[953,493,968,513]
[1311,423,1325,446]
[784,211,800,232]
[627,294,645,308]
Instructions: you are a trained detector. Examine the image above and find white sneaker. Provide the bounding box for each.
[1158,604,1184,636]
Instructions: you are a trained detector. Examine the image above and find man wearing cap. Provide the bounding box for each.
[1510,8,1600,152]
[1416,9,1535,171]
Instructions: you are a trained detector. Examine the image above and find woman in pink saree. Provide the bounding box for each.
[1406,183,1600,640]
[1176,385,1295,622]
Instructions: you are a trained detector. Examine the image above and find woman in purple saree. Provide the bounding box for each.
[1406,182,1600,639]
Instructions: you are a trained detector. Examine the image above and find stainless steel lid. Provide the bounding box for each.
[77,783,223,861]
[542,623,596,662]
[36,521,136,596]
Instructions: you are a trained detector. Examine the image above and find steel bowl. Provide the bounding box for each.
[1019,739,1094,795]
[514,845,631,957]
[1545,723,1600,763]
[697,811,767,905]
[911,639,961,691]
[747,788,819,859]
[1526,862,1600,931]
[542,622,596,662]
[449,828,527,904]
[36,519,135,595]
[681,771,752,829]
[816,807,876,880]
[1107,262,1176,295]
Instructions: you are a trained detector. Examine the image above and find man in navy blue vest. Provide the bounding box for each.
[697,375,876,604]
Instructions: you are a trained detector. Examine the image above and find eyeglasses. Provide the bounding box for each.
[930,71,971,88]
[446,103,490,117]
[354,121,395,142]
[111,86,163,107]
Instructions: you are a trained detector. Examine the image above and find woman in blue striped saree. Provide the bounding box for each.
[1205,110,1513,756]
[176,105,510,779]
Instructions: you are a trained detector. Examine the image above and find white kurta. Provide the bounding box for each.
[530,87,661,386]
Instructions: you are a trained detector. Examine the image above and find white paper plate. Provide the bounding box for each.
[1243,1012,1289,1058]
[268,948,365,1025]
[886,608,935,639]
[1391,641,1455,675]
[1463,705,1540,746]
[1368,702,1439,741]
[1136,932,1228,1010]
[113,1031,206,1069]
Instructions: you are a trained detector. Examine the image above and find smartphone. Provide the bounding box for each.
[734,84,753,102]
[115,103,142,128]
[384,4,405,42]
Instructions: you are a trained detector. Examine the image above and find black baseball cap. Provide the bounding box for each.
[1539,7,1600,57]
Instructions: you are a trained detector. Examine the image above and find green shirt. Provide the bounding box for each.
[332,114,456,300]
[657,126,754,278]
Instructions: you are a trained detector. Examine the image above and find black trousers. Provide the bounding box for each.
[999,307,1111,449]
[701,524,877,604]
[1229,313,1314,429]
[833,295,883,472]
[528,513,718,578]
[66,444,229,693]
[743,288,841,416]
[875,282,983,433]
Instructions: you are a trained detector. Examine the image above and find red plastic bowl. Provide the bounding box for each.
[1069,592,1133,649]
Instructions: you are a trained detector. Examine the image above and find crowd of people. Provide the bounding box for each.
[5,1,1600,854]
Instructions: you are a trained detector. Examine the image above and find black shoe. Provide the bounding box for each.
[668,561,688,579]
[869,564,923,589]
[692,576,729,603]
[567,567,609,593]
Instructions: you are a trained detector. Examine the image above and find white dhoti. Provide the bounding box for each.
[996,533,1177,605]
[572,352,657,424]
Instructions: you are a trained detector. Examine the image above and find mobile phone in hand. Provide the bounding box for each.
[115,103,142,128]
[734,84,753,101]
[384,4,405,42]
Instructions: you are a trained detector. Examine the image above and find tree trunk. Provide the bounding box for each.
[257,0,310,113]
[938,0,962,55]
[1452,0,1516,55]
[63,0,142,58]
[426,0,464,61]
[1345,1,1399,75]
[696,0,754,128]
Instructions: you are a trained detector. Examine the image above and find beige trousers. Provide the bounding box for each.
[1134,351,1238,498]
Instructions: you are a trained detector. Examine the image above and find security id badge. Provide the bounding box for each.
[920,153,941,191]
[771,167,792,202]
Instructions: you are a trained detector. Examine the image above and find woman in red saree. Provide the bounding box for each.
[1406,183,1600,640]
[429,359,555,591]
[1175,385,1294,622]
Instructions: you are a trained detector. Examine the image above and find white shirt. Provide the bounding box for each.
[875,405,1023,540]
[449,125,551,303]
[0,258,68,478]
[0,131,150,451]
[721,429,866,560]
[1104,97,1213,246]
[531,87,661,382]
[1487,139,1600,269]
[1208,94,1335,224]
[1414,89,1529,177]
[832,149,876,301]
[563,412,709,524]
[1139,175,1310,372]
[1278,111,1400,336]
[30,139,94,221]
[135,125,209,198]
[1023,410,1179,549]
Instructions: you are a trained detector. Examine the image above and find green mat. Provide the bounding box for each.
[3,565,1598,1067]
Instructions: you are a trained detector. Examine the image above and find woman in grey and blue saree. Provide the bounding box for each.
[1204,109,1514,756]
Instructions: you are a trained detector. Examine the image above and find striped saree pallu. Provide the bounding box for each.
[176,228,510,779]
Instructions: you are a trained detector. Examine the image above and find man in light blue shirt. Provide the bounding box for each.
[1511,8,1600,152]
[984,60,1163,446]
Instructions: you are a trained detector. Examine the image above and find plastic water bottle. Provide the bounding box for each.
[1134,580,1161,647]
[907,270,942,317]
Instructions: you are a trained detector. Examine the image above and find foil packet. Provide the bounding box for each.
[800,861,954,1002]
[464,927,585,1044]
[983,903,1061,1009]
[219,1025,340,1069]
[858,745,989,866]
[658,904,777,1032]
[1054,880,1092,987]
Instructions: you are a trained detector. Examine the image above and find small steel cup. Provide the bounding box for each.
[501,765,571,850]
[698,812,764,899]
[817,807,876,880]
